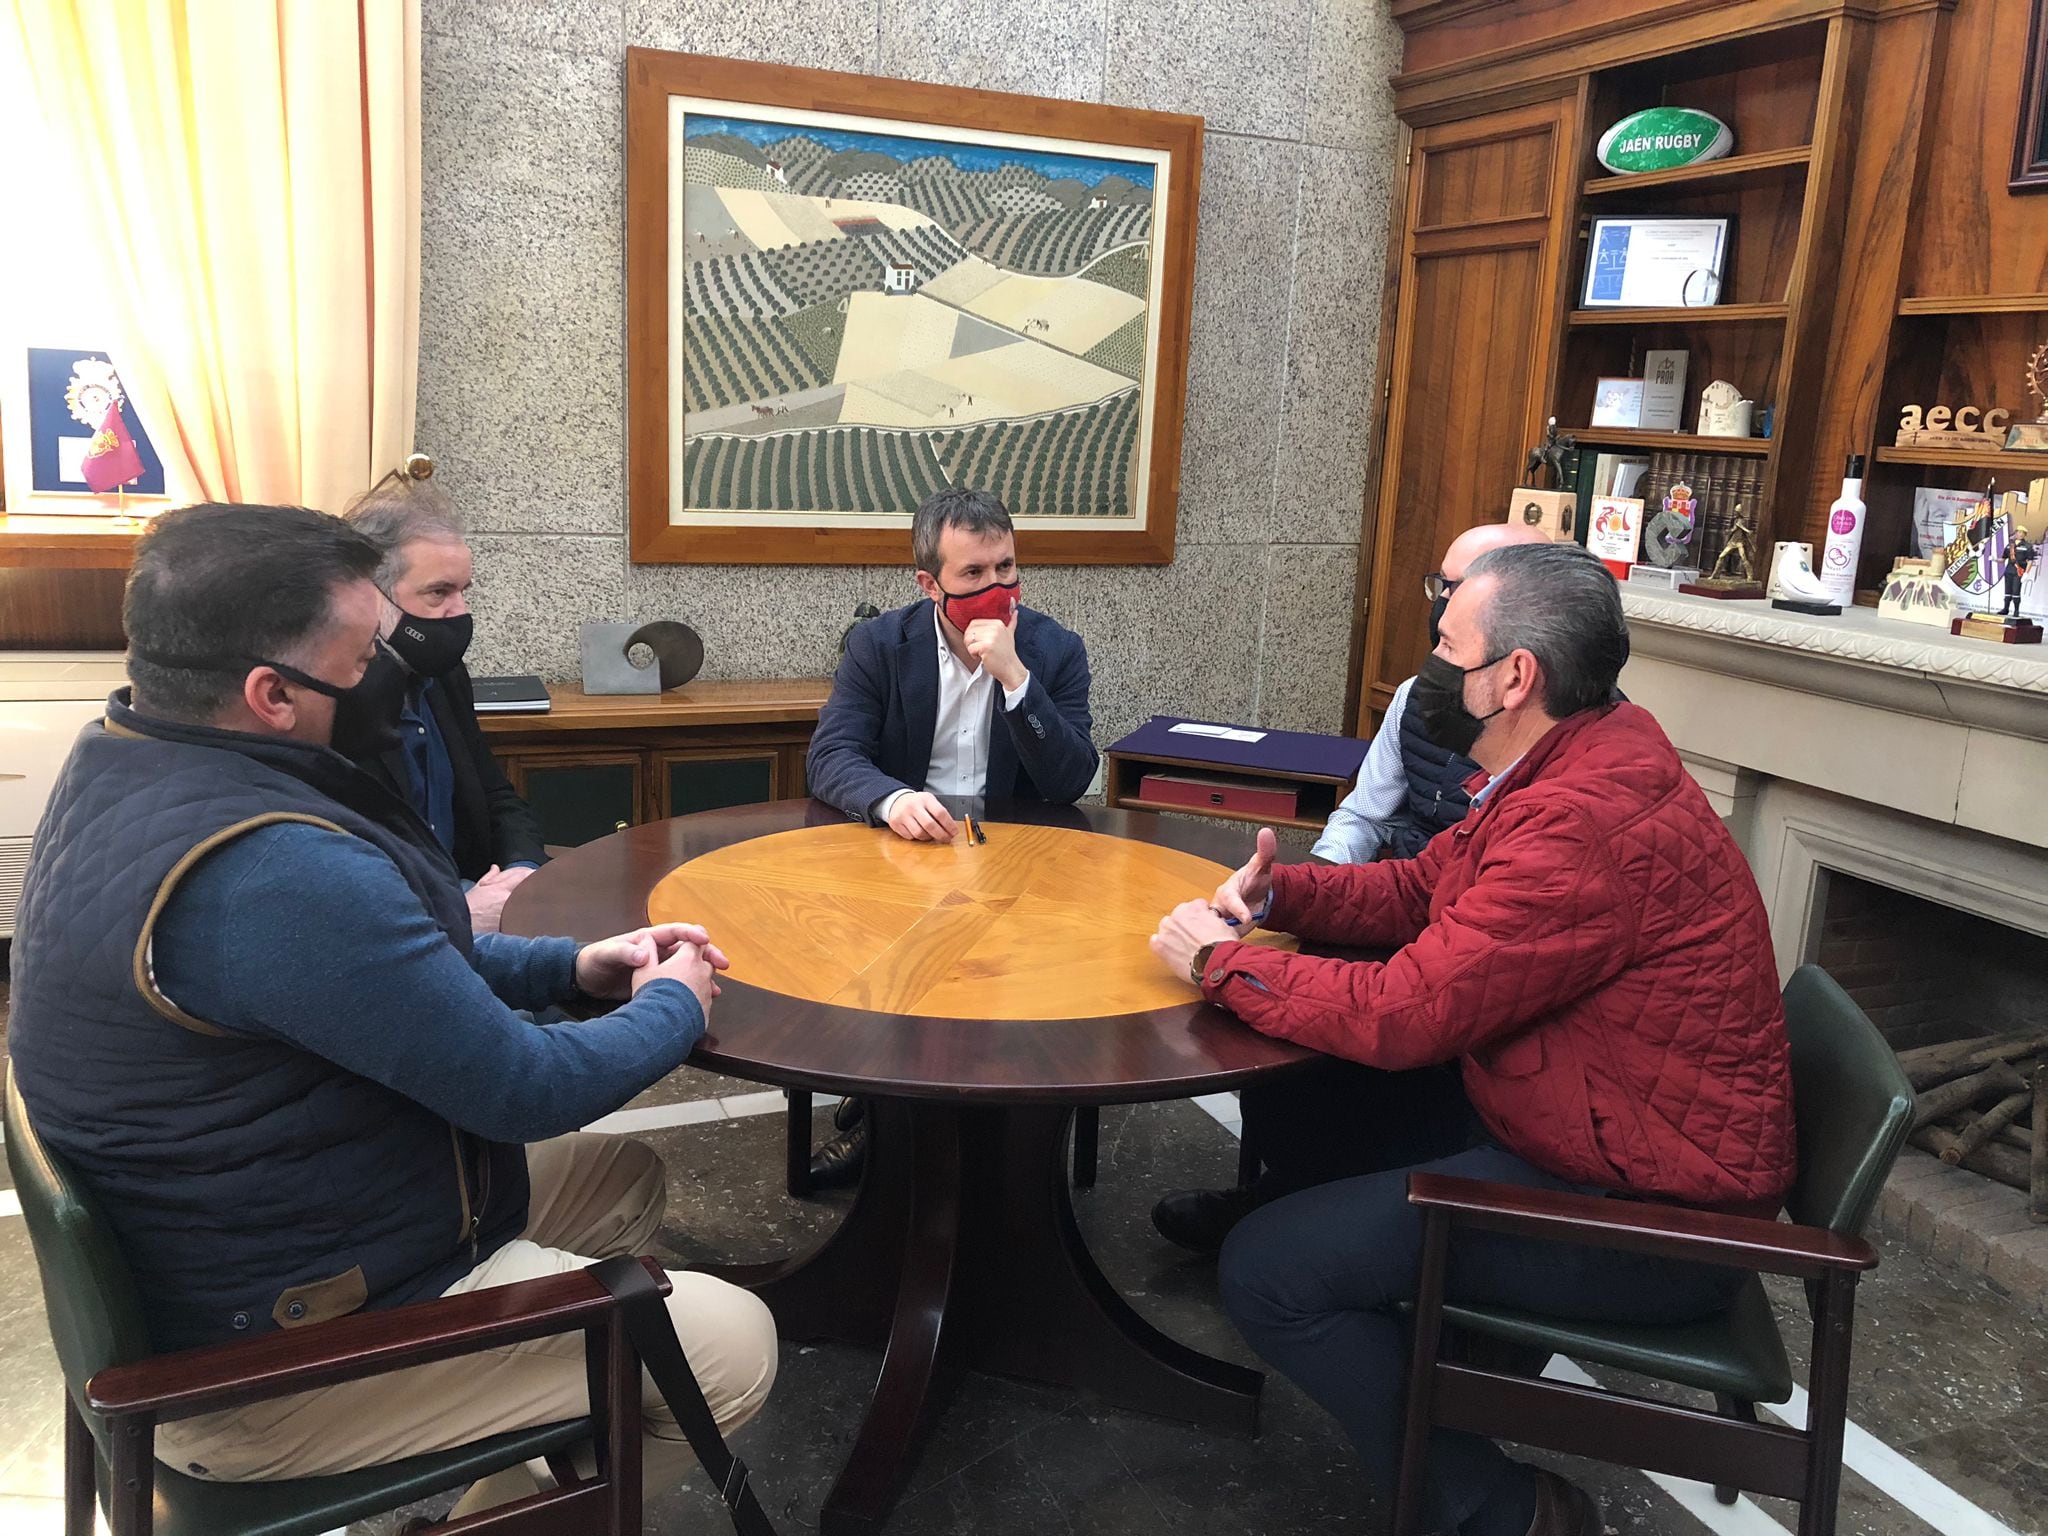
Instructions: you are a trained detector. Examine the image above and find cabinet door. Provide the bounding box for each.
[505,752,645,849]
[1356,97,1577,728]
[659,751,779,819]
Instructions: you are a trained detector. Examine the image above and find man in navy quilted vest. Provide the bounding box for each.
[1152,520,1551,1254]
[8,503,776,1517]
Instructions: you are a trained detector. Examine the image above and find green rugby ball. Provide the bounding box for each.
[1596,107,1733,174]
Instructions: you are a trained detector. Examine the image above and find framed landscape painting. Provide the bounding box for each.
[625,50,1202,564]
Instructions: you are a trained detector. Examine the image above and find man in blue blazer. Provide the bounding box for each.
[804,486,1098,1180]
[809,487,1098,835]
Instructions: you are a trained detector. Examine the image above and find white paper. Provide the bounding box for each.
[57,436,90,484]
[1169,722,1267,743]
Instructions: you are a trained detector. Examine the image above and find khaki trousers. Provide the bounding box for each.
[158,1134,778,1505]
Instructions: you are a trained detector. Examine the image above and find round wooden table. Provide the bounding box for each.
[503,799,1317,1535]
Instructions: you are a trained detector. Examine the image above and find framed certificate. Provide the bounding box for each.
[1581,216,1730,308]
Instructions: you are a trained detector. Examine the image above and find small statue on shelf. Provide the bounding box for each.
[1523,416,1577,490]
[1705,508,1756,584]
[2001,533,2038,620]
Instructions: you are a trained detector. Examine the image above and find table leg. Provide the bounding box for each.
[956,1105,1262,1434]
[713,1098,1263,1535]
[818,1107,969,1536]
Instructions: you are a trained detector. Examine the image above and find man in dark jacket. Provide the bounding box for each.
[8,504,775,1518]
[1148,541,1793,1536]
[804,486,1097,1180]
[336,463,544,934]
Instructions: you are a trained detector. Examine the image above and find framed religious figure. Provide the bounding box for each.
[625,49,1202,564]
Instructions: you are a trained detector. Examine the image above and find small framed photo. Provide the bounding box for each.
[1590,377,1644,428]
[1581,215,1729,308]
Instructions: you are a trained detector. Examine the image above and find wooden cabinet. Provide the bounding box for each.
[481,679,830,850]
[1357,95,1578,721]
[1349,0,1972,733]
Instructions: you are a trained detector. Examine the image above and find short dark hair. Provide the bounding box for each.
[124,503,383,721]
[1464,541,1630,717]
[911,487,1013,576]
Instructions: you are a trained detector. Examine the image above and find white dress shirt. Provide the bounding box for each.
[1311,677,1416,863]
[878,607,1032,822]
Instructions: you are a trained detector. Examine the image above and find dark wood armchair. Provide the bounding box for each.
[1392,965,1914,1536]
[7,1070,655,1536]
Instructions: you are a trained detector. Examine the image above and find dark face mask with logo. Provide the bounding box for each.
[1409,651,1511,758]
[385,610,473,679]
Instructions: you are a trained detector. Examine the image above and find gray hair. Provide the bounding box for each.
[1463,541,1630,717]
[342,477,467,591]
[911,486,1013,576]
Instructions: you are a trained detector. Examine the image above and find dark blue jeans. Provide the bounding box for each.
[1221,1064,1745,1533]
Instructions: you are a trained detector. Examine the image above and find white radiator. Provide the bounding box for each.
[0,653,128,939]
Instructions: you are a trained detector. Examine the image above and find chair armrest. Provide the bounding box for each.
[87,1256,671,1423]
[1406,1173,1876,1280]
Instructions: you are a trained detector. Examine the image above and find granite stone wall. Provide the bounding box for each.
[420,0,1401,747]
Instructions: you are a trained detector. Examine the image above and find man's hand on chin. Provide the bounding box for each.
[962,616,1028,692]
[1150,899,1241,983]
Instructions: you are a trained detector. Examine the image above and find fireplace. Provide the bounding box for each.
[1615,590,2048,1299]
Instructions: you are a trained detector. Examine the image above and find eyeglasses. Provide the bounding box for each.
[1422,572,1460,602]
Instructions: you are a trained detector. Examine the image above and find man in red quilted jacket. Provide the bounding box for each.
[1149,540,1795,1536]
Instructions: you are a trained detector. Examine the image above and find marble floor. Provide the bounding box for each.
[0,972,2043,1536]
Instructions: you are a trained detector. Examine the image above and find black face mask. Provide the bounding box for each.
[327,644,411,762]
[1410,652,1509,758]
[385,610,472,678]
[127,648,389,748]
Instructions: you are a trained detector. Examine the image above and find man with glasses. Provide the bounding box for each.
[1151,521,1550,1254]
[335,459,545,935]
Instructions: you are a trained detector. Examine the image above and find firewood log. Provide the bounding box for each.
[1945,1092,2032,1163]
[1912,1126,2032,1191]
[1914,1063,2029,1130]
[1897,1031,2048,1090]
[2033,1073,2047,1225]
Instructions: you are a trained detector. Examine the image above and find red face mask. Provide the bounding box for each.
[939,578,1020,631]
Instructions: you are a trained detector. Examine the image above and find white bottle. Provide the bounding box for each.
[1818,455,1868,605]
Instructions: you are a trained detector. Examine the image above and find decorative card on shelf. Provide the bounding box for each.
[1877,557,1958,628]
[624,50,1202,564]
[1913,486,1988,559]
[1639,349,1688,431]
[1586,495,1645,575]
[1581,216,1729,309]
[1590,377,1644,428]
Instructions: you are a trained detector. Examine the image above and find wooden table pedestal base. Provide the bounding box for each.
[704,1097,1264,1535]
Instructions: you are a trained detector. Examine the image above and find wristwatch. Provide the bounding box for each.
[1190,941,1221,988]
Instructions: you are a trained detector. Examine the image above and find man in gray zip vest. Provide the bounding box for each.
[1152,520,1551,1253]
[8,503,776,1517]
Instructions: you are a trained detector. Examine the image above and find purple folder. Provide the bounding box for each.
[1109,716,1368,781]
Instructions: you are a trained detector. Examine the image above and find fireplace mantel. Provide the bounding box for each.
[1619,590,2048,854]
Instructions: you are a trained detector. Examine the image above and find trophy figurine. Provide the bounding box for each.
[1523,417,1577,490]
[2004,342,2048,452]
[1680,505,1767,600]
[2000,533,2038,619]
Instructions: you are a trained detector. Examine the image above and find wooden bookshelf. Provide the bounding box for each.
[1896,294,2048,316]
[1581,145,1811,197]
[1564,427,1774,455]
[1567,303,1790,327]
[1873,445,2048,474]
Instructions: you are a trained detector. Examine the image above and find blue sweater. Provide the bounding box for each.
[150,821,704,1144]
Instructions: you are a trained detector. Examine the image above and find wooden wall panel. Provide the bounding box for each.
[0,569,126,649]
[1907,0,2048,300]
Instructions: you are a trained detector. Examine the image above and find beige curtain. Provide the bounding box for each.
[8,0,422,512]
